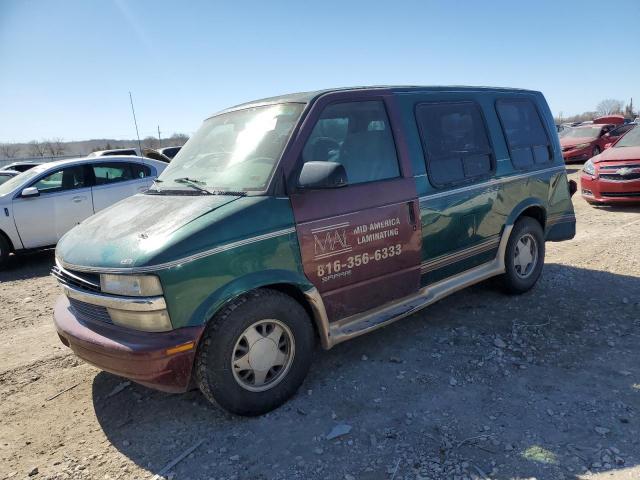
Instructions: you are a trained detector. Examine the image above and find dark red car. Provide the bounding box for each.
[581,125,640,204]
[560,124,616,162]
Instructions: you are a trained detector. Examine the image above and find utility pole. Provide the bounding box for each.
[157,125,162,149]
[128,92,143,156]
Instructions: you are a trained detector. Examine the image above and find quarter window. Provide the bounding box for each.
[301,100,400,185]
[93,162,134,185]
[496,99,551,169]
[33,166,87,193]
[416,102,493,186]
[130,163,152,178]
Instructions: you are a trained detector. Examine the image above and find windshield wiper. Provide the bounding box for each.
[173,177,214,194]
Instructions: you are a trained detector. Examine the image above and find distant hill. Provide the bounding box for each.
[0,134,189,161]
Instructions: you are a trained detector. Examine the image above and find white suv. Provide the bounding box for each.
[0,156,166,267]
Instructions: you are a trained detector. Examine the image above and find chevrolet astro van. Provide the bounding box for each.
[52,86,576,415]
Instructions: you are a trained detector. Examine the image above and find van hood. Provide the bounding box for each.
[57,193,240,269]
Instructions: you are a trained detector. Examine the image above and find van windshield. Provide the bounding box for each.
[158,103,304,193]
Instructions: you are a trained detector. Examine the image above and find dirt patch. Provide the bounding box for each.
[1,170,639,480]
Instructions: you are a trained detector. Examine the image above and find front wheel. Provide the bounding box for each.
[501,217,545,294]
[591,146,600,158]
[195,289,315,416]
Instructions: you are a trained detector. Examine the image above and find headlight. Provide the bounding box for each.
[108,308,172,332]
[583,159,595,176]
[573,143,591,149]
[100,274,163,297]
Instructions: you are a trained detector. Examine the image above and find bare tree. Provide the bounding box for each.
[596,99,624,116]
[169,133,189,146]
[0,143,20,159]
[44,138,66,157]
[143,136,157,149]
[27,140,47,158]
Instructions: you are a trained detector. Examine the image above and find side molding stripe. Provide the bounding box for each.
[60,227,297,274]
[419,165,566,203]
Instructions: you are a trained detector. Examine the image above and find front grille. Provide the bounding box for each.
[599,173,640,181]
[51,264,101,293]
[68,297,112,324]
[601,191,640,198]
[600,163,640,170]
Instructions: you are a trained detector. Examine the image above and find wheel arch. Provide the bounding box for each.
[190,270,329,348]
[0,227,15,253]
[507,199,547,231]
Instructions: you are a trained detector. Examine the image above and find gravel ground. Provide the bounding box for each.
[1,168,639,480]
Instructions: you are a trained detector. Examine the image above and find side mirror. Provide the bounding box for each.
[21,187,40,198]
[298,161,348,189]
[568,180,577,197]
[604,142,613,150]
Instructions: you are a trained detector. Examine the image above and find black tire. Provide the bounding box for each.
[0,234,9,270]
[591,146,600,158]
[502,217,545,294]
[195,289,315,416]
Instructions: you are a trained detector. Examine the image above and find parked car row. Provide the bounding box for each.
[88,146,182,160]
[560,121,636,162]
[0,156,166,267]
[581,125,640,204]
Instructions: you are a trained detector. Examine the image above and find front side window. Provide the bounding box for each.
[301,100,400,185]
[496,99,551,169]
[416,102,493,186]
[33,166,87,193]
[159,103,304,192]
[93,162,134,185]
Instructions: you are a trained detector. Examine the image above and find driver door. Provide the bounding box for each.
[288,96,422,322]
[12,165,94,248]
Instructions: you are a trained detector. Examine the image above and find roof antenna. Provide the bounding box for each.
[129,91,143,158]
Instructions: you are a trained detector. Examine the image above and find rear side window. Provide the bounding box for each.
[416,102,494,187]
[496,99,551,169]
[92,162,134,185]
[301,100,400,185]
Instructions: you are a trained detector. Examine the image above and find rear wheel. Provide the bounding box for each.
[502,217,545,294]
[195,289,315,416]
[591,146,600,158]
[0,235,10,270]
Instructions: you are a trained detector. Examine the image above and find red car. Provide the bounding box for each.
[560,124,616,162]
[581,125,640,204]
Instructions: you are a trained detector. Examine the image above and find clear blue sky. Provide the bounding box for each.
[1,0,638,143]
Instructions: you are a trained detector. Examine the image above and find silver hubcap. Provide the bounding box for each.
[231,319,295,392]
[513,233,538,278]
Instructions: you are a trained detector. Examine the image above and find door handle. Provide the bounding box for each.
[72,196,86,203]
[407,201,417,231]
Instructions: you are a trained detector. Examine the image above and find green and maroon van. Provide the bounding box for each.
[52,86,576,415]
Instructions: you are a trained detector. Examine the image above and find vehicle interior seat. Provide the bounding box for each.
[339,114,398,184]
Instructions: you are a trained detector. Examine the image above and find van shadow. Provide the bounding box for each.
[92,264,640,479]
[0,249,55,281]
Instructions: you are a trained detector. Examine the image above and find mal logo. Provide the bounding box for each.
[616,167,633,177]
[310,222,352,260]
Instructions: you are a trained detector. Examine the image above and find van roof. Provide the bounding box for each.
[213,85,540,117]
